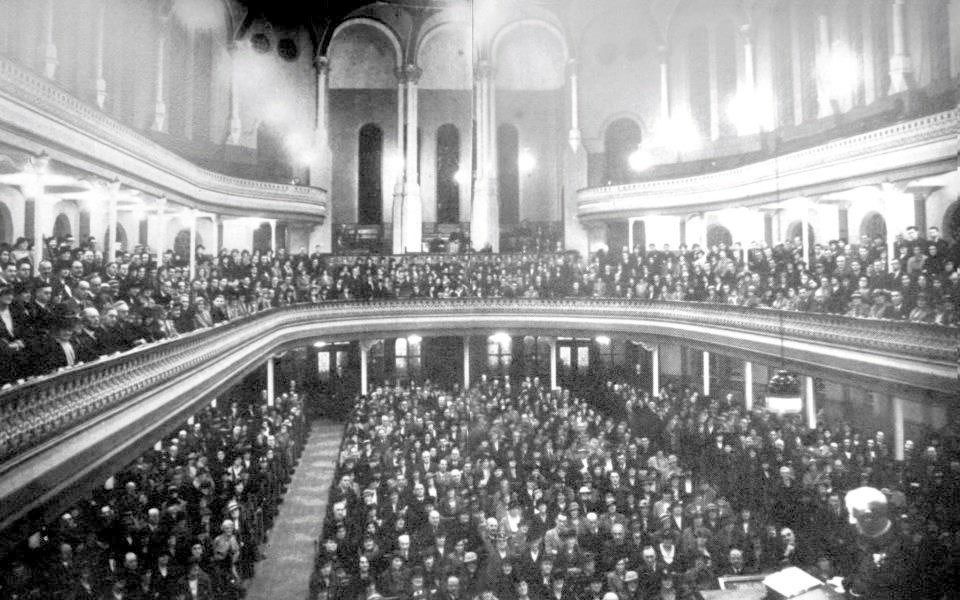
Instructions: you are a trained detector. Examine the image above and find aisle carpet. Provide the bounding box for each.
[245,421,343,600]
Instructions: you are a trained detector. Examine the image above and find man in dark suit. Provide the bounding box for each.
[174,560,214,600]
[0,283,31,383]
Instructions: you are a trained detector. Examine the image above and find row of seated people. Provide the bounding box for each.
[0,381,307,599]
[1,225,956,384]
[309,376,959,600]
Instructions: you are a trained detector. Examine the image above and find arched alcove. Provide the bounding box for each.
[436,124,460,224]
[253,222,272,253]
[498,123,520,226]
[358,123,384,225]
[0,202,12,244]
[707,224,733,248]
[492,21,567,90]
[604,118,642,185]
[943,200,960,243]
[328,20,402,89]
[104,223,129,256]
[632,220,646,250]
[786,221,816,247]
[173,228,202,262]
[859,212,887,244]
[53,213,72,241]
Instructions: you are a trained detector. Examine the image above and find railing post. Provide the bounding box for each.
[743,360,753,411]
[266,356,275,407]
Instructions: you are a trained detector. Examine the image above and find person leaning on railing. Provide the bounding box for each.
[0,227,957,385]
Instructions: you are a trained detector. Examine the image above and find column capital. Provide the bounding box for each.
[656,44,669,62]
[738,23,753,42]
[566,58,578,75]
[397,63,422,85]
[313,54,330,75]
[359,339,378,352]
[475,60,493,81]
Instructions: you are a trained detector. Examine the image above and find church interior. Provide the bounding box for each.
[0,0,958,598]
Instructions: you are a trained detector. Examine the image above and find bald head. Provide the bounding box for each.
[845,486,890,538]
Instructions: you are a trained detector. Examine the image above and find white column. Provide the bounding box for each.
[402,65,422,254]
[93,0,107,108]
[309,56,331,188]
[658,46,670,124]
[29,195,48,269]
[266,356,275,407]
[892,396,905,461]
[152,13,169,132]
[155,197,167,259]
[804,375,817,429]
[227,43,242,145]
[860,1,877,104]
[743,360,753,411]
[816,9,833,118]
[188,210,197,280]
[739,25,758,135]
[567,59,581,152]
[651,345,660,397]
[463,336,471,389]
[269,219,277,254]
[471,61,498,252]
[800,203,811,267]
[707,27,721,141]
[789,1,806,126]
[359,342,369,396]
[106,179,120,262]
[41,0,58,79]
[702,350,711,396]
[548,338,558,390]
[211,215,221,256]
[888,0,913,94]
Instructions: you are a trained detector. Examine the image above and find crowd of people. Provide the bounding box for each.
[0,379,307,599]
[1,224,956,386]
[311,376,959,600]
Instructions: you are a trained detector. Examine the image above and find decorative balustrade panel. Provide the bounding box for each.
[0,299,955,468]
[0,56,326,219]
[577,109,960,218]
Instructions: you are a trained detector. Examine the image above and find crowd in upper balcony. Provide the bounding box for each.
[310,376,959,600]
[1,223,956,385]
[0,380,306,600]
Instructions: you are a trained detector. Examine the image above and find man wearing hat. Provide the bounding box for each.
[29,311,86,375]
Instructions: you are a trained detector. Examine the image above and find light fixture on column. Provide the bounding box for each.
[595,335,611,346]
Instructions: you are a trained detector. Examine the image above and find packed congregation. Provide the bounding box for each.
[1,224,957,385]
[0,377,307,600]
[311,376,959,600]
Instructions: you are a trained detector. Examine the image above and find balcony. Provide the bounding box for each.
[0,56,326,221]
[0,298,954,552]
[577,108,960,221]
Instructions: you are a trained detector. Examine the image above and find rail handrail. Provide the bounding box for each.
[0,298,955,465]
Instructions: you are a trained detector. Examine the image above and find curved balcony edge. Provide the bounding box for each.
[0,57,326,221]
[576,109,959,220]
[0,299,955,550]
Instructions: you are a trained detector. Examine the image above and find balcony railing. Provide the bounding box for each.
[1,298,955,466]
[577,108,960,219]
[0,56,326,220]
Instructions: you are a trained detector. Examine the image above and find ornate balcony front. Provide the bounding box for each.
[577,109,960,221]
[0,299,955,552]
[0,56,326,222]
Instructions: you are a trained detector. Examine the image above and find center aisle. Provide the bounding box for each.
[245,420,343,600]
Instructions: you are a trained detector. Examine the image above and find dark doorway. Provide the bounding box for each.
[358,123,383,225]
